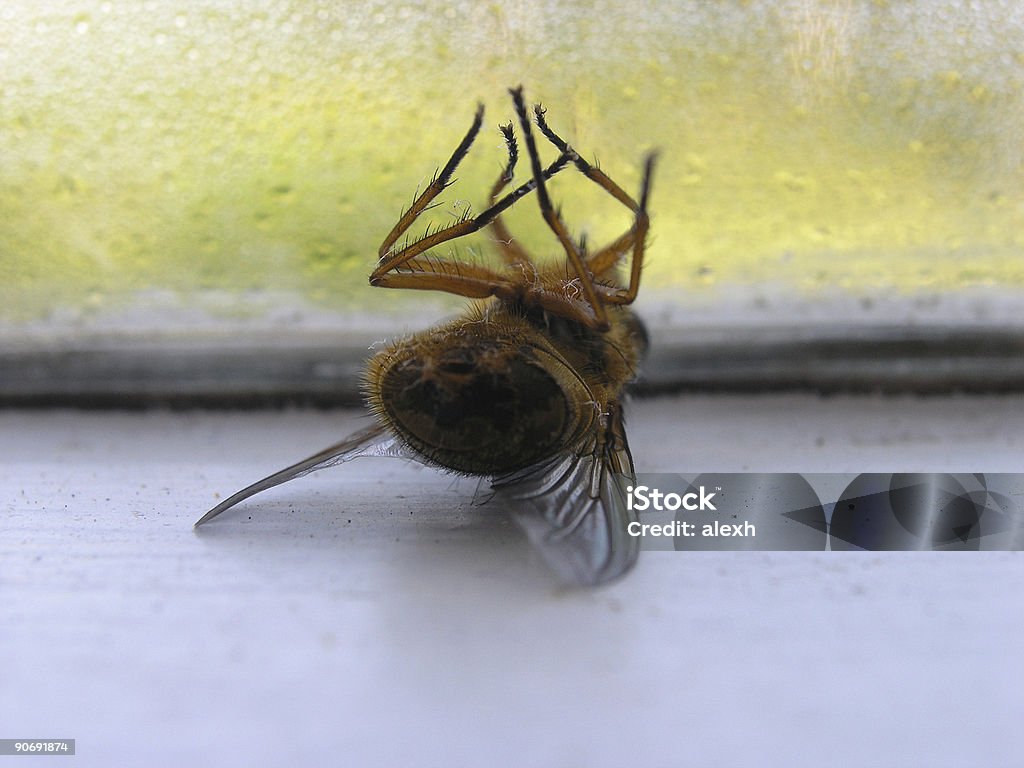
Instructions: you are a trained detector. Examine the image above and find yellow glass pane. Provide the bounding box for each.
[2,1,1022,321]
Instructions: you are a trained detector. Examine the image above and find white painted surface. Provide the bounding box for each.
[2,396,1022,766]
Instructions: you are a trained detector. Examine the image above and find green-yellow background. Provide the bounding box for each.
[2,0,1023,320]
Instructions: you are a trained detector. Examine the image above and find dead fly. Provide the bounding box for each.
[195,86,657,586]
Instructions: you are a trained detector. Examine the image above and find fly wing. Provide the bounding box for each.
[195,422,407,526]
[491,405,639,587]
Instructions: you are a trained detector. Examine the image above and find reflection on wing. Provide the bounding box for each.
[491,405,639,587]
[194,422,407,526]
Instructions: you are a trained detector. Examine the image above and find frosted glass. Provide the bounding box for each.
[2,1,1022,321]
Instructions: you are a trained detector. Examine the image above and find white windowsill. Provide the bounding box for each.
[2,394,1022,765]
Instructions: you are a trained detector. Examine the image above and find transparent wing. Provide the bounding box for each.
[491,404,639,587]
[195,422,408,526]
